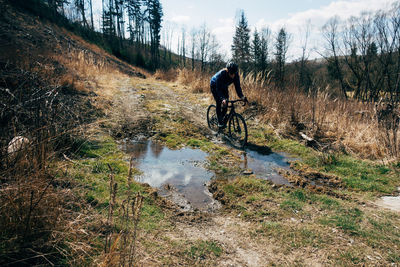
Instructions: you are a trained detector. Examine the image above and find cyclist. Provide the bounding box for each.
[210,62,247,132]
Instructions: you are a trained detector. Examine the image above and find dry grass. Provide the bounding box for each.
[176,68,210,93]
[168,68,399,160]
[242,71,399,159]
[0,5,148,265]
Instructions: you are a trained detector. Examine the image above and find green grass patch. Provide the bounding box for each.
[318,154,397,194]
[320,207,363,235]
[280,199,303,212]
[186,240,223,259]
[338,250,364,265]
[251,125,398,195]
[139,200,166,232]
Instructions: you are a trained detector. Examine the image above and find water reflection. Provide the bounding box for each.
[122,140,214,209]
[242,146,292,186]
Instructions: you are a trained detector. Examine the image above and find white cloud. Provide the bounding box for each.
[212,18,235,58]
[253,0,398,60]
[170,15,190,23]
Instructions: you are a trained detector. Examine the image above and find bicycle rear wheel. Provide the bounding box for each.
[207,104,219,132]
[228,113,247,148]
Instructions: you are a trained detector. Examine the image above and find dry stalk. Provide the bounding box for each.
[105,164,118,254]
[128,193,144,267]
[127,156,134,186]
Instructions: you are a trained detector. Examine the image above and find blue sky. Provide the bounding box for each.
[90,0,398,60]
[160,0,398,60]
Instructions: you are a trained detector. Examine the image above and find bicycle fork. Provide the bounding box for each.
[232,116,242,134]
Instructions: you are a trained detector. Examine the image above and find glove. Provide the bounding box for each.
[221,99,227,108]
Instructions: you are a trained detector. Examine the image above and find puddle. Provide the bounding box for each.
[120,139,295,211]
[120,140,217,211]
[242,146,292,186]
[375,187,400,212]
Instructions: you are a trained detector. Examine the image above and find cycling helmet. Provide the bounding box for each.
[226,61,238,74]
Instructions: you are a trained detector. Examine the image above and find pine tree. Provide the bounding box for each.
[145,0,163,68]
[102,0,115,37]
[74,0,88,28]
[231,10,251,72]
[274,28,289,89]
[251,29,262,73]
[259,27,271,77]
[127,0,142,44]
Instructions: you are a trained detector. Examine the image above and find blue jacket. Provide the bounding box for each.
[210,69,243,101]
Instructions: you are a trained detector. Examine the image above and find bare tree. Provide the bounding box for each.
[74,0,89,28]
[322,16,347,98]
[89,0,94,29]
[190,28,198,71]
[180,27,186,67]
[198,24,211,72]
[299,20,313,92]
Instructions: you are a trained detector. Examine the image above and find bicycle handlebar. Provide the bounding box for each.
[228,99,248,106]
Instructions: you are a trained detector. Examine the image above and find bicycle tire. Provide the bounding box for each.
[228,113,248,148]
[207,104,219,132]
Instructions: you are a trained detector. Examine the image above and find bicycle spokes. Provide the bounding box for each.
[234,117,241,133]
[228,113,247,148]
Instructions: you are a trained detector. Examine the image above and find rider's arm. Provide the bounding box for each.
[233,74,244,99]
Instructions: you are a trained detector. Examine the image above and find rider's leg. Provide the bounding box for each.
[211,86,225,128]
[221,104,228,125]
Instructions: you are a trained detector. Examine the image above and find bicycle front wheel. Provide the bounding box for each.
[207,104,219,132]
[228,113,248,148]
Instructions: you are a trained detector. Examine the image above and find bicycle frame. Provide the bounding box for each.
[207,98,248,147]
[222,99,246,126]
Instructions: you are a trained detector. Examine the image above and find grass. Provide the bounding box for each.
[211,173,400,265]
[249,126,399,196]
[316,154,398,194]
[68,133,168,235]
[186,240,223,260]
[320,207,363,235]
[139,79,400,265]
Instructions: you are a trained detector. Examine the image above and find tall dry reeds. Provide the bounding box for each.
[101,162,144,267]
[241,71,398,159]
[167,68,399,160]
[176,68,210,93]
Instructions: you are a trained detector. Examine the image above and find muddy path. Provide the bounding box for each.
[111,77,285,266]
[109,77,400,267]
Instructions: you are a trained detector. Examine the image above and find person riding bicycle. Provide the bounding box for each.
[210,61,247,131]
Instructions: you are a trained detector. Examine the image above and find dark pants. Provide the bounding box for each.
[211,85,228,126]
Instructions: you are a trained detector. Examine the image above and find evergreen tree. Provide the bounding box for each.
[102,0,115,37]
[274,27,289,89]
[259,27,271,77]
[232,10,251,72]
[74,0,88,28]
[145,0,163,68]
[127,0,142,44]
[251,29,262,73]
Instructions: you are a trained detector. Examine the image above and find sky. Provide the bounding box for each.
[88,0,398,60]
[159,0,398,60]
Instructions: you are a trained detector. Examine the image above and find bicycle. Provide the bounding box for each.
[207,99,248,148]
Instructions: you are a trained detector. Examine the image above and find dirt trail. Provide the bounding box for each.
[99,75,400,267]
[113,77,277,266]
[175,215,270,267]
